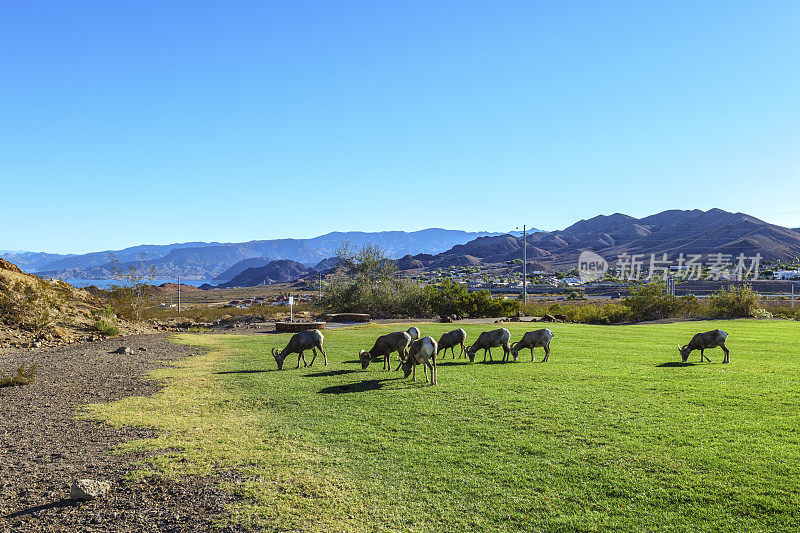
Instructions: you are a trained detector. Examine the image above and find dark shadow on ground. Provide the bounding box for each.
[214,369,272,374]
[303,369,359,378]
[3,499,80,520]
[656,361,697,368]
[319,377,398,394]
[436,361,470,367]
[342,359,362,364]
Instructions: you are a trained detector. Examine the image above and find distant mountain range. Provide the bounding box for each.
[397,209,800,270]
[12,228,507,280]
[5,210,799,287]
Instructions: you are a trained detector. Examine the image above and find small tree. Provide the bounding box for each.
[105,252,157,321]
[321,242,431,317]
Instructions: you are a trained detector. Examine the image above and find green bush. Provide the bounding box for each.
[94,318,120,336]
[92,304,120,336]
[623,282,683,322]
[707,284,758,318]
[0,363,37,387]
[566,289,584,301]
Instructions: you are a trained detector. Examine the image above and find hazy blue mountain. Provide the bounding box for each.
[0,251,74,272]
[30,228,502,280]
[37,242,215,272]
[303,228,506,258]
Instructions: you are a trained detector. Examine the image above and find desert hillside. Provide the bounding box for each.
[0,258,150,350]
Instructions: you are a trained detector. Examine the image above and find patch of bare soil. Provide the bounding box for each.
[0,334,253,532]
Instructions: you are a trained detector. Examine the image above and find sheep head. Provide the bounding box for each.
[272,347,287,370]
[358,349,371,370]
[465,345,476,363]
[510,342,520,361]
[678,344,691,363]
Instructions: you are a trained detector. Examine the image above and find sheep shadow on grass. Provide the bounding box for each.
[656,361,698,368]
[214,369,273,375]
[319,377,399,394]
[302,369,359,378]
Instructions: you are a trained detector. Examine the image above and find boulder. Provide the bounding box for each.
[70,479,111,501]
[111,346,133,355]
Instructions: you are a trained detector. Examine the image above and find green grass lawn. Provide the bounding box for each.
[87,320,800,532]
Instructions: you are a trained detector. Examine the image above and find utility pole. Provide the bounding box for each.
[515,225,528,305]
[177,270,181,314]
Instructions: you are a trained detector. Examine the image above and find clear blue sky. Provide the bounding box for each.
[2,1,799,254]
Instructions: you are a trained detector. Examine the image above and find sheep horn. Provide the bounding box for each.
[272,348,277,356]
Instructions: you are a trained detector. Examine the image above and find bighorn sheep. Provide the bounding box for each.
[465,328,511,363]
[510,329,554,362]
[272,330,327,370]
[401,336,438,384]
[678,330,730,363]
[437,328,467,358]
[407,326,420,342]
[359,331,412,370]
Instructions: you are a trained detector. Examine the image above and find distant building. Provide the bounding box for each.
[774,270,800,280]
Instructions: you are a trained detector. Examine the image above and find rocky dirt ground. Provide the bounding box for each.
[0,333,256,532]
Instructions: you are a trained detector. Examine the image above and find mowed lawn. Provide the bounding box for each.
[88,320,800,532]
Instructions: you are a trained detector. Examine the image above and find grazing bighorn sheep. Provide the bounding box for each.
[272,330,327,370]
[407,326,420,342]
[510,329,554,362]
[359,331,412,370]
[401,336,438,384]
[437,328,467,358]
[679,329,730,363]
[465,328,511,363]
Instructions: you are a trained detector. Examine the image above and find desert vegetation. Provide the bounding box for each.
[0,362,36,387]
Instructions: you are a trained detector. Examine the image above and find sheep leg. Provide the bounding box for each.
[700,349,710,363]
[423,362,428,383]
[320,346,328,366]
[296,351,304,369]
[432,355,437,385]
[530,346,536,362]
[542,343,550,362]
[412,363,416,381]
[308,348,318,367]
[722,345,730,364]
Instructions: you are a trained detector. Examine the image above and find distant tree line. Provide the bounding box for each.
[319,244,798,322]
